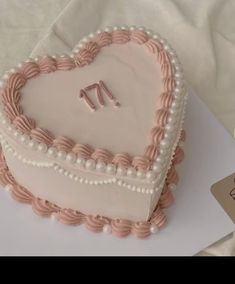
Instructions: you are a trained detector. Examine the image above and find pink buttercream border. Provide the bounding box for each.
[1,29,178,172]
[0,130,185,239]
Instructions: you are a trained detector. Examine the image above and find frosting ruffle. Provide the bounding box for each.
[0,145,185,239]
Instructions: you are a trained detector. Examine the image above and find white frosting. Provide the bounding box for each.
[20,43,162,155]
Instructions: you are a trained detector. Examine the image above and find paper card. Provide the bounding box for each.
[211,173,235,223]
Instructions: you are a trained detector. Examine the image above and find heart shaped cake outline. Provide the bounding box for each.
[0,26,186,187]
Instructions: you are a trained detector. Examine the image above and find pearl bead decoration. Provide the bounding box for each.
[127,167,136,178]
[19,134,30,144]
[137,170,146,179]
[103,224,112,234]
[66,152,77,164]
[47,147,57,157]
[113,26,120,31]
[117,167,126,176]
[96,161,106,172]
[76,157,85,167]
[104,26,112,32]
[57,150,66,160]
[88,33,95,39]
[152,163,162,173]
[129,25,136,31]
[85,159,96,170]
[28,140,38,150]
[37,143,47,153]
[106,164,116,174]
[168,183,177,191]
[4,184,13,192]
[146,171,156,181]
[150,224,158,234]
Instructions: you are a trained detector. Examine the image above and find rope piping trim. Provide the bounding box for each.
[0,147,182,239]
[0,25,186,181]
[0,133,185,194]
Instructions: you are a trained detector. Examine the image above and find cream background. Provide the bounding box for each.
[0,0,235,256]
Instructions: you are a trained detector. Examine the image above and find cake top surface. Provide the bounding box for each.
[20,42,162,156]
[0,26,186,185]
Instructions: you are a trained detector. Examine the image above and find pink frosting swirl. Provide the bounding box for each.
[85,215,110,232]
[157,92,173,108]
[132,156,150,171]
[21,62,40,79]
[131,222,151,239]
[150,127,164,144]
[112,153,132,168]
[159,185,174,208]
[13,115,36,134]
[74,49,94,67]
[150,206,167,228]
[163,77,176,92]
[72,143,94,159]
[94,32,112,47]
[83,41,100,57]
[7,73,26,90]
[57,209,85,225]
[0,150,6,163]
[0,154,7,174]
[1,88,21,105]
[180,130,186,142]
[130,30,148,44]
[32,198,59,217]
[161,63,174,77]
[4,102,23,121]
[30,127,55,145]
[53,136,75,152]
[111,219,132,237]
[173,146,184,165]
[166,166,179,185]
[158,50,170,65]
[56,57,75,71]
[112,30,130,44]
[144,38,162,54]
[38,56,57,73]
[155,109,169,127]
[11,185,33,203]
[144,144,159,161]
[0,164,7,175]
[91,148,114,163]
[0,171,15,186]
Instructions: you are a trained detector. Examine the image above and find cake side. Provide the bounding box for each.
[0,129,185,238]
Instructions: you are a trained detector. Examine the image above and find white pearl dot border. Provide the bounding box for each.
[0,137,156,194]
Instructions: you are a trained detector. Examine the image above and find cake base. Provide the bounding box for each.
[0,132,185,239]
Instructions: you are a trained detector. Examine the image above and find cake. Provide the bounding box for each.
[0,26,187,238]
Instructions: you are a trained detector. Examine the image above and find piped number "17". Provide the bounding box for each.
[79,80,120,112]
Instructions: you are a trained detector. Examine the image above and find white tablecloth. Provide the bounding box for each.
[0,0,235,256]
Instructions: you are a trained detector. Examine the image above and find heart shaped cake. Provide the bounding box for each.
[0,26,187,238]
